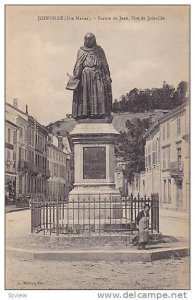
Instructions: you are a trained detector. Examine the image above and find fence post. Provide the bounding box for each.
[99,194,101,235]
[130,194,133,234]
[31,202,34,233]
[56,194,59,236]
[151,194,154,233]
[157,194,160,233]
[43,200,45,235]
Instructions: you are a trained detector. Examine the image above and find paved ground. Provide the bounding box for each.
[5,209,190,290]
[6,256,189,290]
[159,209,189,240]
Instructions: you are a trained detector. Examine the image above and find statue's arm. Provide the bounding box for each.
[73,49,86,79]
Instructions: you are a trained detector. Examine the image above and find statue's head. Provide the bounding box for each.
[84,33,96,48]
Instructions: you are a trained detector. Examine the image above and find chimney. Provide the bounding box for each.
[13,98,18,108]
[26,105,28,114]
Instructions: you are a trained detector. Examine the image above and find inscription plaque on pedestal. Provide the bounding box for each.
[83,147,106,179]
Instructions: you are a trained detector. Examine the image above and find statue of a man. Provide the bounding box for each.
[67,33,112,120]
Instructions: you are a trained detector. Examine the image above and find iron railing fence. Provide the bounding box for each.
[31,194,159,236]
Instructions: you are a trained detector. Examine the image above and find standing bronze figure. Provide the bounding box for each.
[66,33,112,120]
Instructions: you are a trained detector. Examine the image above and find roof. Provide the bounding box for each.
[144,102,189,137]
[6,102,28,117]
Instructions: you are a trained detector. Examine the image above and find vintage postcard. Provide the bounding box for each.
[4,4,190,299]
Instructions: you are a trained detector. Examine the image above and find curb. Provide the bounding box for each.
[7,246,189,262]
[29,232,163,248]
[5,207,30,213]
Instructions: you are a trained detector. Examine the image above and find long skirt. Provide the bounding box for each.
[138,217,149,244]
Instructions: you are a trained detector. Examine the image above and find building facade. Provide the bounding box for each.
[47,134,73,199]
[160,102,189,211]
[5,100,50,201]
[115,157,128,195]
[27,116,49,196]
[5,106,19,204]
[16,113,29,196]
[129,102,189,212]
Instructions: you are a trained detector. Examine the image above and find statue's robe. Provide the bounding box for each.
[72,45,112,119]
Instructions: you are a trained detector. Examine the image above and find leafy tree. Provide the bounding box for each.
[116,118,150,183]
[177,81,188,103]
[112,81,188,114]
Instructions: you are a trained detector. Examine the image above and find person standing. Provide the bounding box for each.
[136,204,150,250]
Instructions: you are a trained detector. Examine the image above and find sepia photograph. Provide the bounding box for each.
[4,4,190,295]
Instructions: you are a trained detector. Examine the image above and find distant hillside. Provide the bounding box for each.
[47,118,77,135]
[112,110,168,132]
[46,110,169,136]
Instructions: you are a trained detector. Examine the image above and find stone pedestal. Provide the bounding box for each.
[69,120,120,198]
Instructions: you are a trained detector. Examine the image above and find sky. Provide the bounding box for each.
[5,5,189,125]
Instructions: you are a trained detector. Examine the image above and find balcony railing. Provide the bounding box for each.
[18,160,28,171]
[28,163,39,174]
[29,164,50,178]
[45,168,50,179]
[169,162,183,177]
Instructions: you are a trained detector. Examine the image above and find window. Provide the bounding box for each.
[157,139,160,163]
[19,147,21,161]
[162,146,170,169]
[148,154,151,168]
[163,180,167,202]
[7,150,10,161]
[8,128,11,143]
[13,130,17,144]
[32,129,35,146]
[19,127,23,138]
[162,125,165,140]
[25,150,27,161]
[145,146,148,168]
[162,148,166,169]
[167,123,170,138]
[177,148,182,170]
[152,141,156,165]
[145,155,148,168]
[177,118,181,135]
[168,179,171,202]
[13,151,16,161]
[167,146,170,166]
[147,144,151,168]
